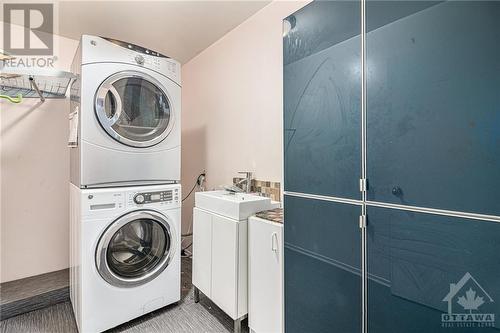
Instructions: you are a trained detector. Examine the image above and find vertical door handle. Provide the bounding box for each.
[271,232,278,252]
[95,84,123,127]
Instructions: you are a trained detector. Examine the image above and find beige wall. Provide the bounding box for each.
[181,1,309,242]
[0,0,309,281]
[0,25,78,282]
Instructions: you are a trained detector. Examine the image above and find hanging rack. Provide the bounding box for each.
[0,67,75,103]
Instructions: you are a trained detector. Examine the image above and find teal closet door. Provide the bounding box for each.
[367,206,500,332]
[284,0,361,199]
[284,195,362,333]
[366,1,500,216]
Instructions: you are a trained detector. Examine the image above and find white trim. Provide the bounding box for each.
[284,191,363,206]
[366,201,500,223]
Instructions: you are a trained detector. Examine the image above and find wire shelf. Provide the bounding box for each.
[0,68,75,101]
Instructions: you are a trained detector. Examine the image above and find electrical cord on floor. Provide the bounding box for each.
[181,247,192,258]
[182,242,193,252]
[181,241,193,258]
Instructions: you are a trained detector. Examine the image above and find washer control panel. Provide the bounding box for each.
[133,188,179,205]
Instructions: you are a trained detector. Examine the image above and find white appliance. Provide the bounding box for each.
[248,216,283,333]
[70,183,181,332]
[70,35,181,188]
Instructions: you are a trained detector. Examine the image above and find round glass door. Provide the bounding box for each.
[95,71,172,148]
[96,210,175,287]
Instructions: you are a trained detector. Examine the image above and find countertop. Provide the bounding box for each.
[254,208,283,224]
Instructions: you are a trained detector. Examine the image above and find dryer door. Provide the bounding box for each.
[95,71,173,148]
[96,210,175,287]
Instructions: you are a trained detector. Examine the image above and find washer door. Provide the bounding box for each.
[94,71,173,148]
[96,210,175,288]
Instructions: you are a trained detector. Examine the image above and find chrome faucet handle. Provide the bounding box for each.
[237,172,253,193]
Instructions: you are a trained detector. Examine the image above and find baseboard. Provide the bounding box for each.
[0,269,69,320]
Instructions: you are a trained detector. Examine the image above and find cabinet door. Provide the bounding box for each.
[211,214,238,319]
[249,219,283,333]
[284,195,361,333]
[192,208,212,297]
[366,1,500,216]
[283,0,361,199]
[367,206,500,332]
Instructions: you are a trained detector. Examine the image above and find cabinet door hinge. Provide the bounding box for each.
[359,215,367,229]
[359,178,368,193]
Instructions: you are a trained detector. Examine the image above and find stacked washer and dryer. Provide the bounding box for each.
[69,35,181,333]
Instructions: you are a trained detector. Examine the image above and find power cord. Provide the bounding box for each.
[182,172,206,202]
[181,172,206,257]
[182,183,197,202]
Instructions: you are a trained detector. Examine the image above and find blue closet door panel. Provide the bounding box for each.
[284,195,361,269]
[366,1,441,33]
[368,279,499,333]
[367,206,500,332]
[284,195,361,332]
[285,248,361,333]
[283,0,361,199]
[366,1,500,216]
[284,1,361,66]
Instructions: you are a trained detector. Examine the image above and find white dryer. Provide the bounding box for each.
[70,183,181,332]
[70,35,181,188]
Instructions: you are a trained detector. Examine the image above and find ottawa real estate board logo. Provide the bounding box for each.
[441,272,495,328]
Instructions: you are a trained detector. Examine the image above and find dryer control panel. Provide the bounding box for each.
[80,35,181,85]
[132,188,179,205]
[100,36,178,79]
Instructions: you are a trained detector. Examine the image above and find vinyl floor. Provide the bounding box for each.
[0,257,247,333]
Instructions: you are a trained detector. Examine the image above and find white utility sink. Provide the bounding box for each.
[195,190,278,220]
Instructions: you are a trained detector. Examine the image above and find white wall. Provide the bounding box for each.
[181,1,309,243]
[0,24,78,282]
[0,0,309,281]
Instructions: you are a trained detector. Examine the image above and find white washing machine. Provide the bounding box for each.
[70,183,181,332]
[70,35,181,188]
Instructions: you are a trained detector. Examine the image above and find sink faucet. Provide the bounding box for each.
[234,171,253,193]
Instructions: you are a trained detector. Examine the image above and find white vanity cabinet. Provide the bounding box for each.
[192,191,279,333]
[248,216,283,333]
[192,207,248,327]
[192,208,213,295]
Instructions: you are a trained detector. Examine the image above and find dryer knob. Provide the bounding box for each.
[134,194,145,204]
[135,55,145,65]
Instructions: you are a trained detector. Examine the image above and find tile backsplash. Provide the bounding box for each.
[232,178,281,201]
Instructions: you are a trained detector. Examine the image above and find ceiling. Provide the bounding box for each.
[57,1,271,64]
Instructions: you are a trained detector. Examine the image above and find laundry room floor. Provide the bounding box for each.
[0,258,248,333]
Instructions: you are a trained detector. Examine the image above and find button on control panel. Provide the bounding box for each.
[133,190,175,205]
[127,53,163,71]
[134,54,145,65]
